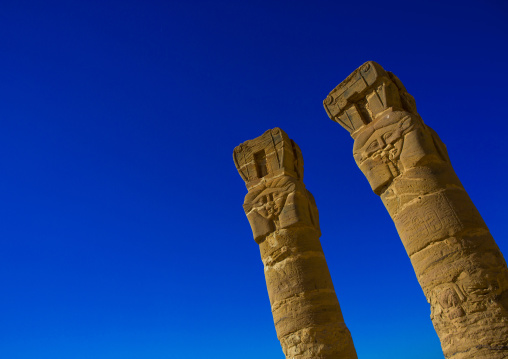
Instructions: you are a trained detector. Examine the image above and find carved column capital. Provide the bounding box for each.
[234,128,319,243]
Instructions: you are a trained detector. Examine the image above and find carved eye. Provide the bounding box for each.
[367,140,379,151]
[255,197,266,206]
[383,131,394,143]
[400,116,412,130]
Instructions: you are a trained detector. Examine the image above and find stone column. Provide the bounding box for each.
[323,61,508,359]
[233,128,357,359]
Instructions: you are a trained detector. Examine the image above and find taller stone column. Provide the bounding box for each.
[234,128,357,359]
[323,61,508,359]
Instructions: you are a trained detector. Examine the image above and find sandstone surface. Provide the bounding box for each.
[324,61,508,359]
[234,128,357,359]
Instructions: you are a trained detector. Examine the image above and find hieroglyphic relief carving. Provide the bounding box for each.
[324,61,508,359]
[234,128,357,359]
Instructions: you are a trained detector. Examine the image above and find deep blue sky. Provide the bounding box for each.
[1,1,507,358]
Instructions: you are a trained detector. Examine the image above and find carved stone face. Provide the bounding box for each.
[353,110,419,194]
[247,185,292,222]
[243,176,319,243]
[352,109,452,195]
[354,113,415,162]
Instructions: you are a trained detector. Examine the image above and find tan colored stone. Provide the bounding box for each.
[324,61,508,359]
[234,128,357,359]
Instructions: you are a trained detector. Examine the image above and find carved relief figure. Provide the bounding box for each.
[431,283,466,321]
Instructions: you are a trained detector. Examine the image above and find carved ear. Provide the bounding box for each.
[278,192,300,229]
[427,126,451,164]
[399,125,449,169]
[246,211,275,244]
[353,152,362,164]
[359,158,394,195]
[306,191,320,233]
[279,190,319,231]
[399,116,412,131]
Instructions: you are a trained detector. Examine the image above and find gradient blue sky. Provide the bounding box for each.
[1,1,507,358]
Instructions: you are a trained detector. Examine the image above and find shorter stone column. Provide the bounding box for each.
[234,128,357,359]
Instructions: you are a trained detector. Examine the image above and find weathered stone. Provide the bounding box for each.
[324,61,508,359]
[234,128,357,359]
